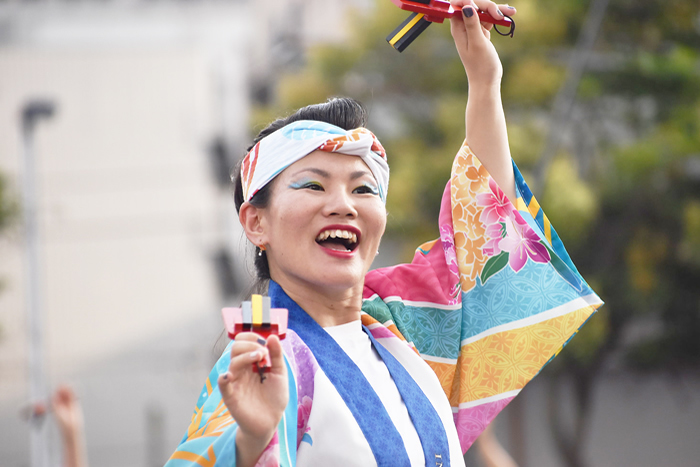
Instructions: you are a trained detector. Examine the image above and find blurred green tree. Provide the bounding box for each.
[250,0,700,465]
[0,171,19,341]
[0,173,16,235]
[541,1,700,465]
[0,171,18,275]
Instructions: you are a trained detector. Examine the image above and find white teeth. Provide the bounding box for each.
[315,229,359,244]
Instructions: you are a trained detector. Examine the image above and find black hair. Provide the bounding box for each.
[232,97,368,292]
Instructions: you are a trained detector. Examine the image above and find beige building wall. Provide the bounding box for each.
[0,44,222,390]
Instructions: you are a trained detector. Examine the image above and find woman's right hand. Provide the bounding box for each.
[218,333,288,467]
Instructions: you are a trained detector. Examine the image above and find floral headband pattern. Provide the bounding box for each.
[240,120,389,203]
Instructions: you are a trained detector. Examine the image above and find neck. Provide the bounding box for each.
[270,275,364,327]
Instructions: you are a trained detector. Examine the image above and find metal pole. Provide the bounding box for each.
[21,99,56,467]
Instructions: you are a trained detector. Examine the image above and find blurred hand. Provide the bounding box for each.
[52,385,83,440]
[476,424,519,467]
[52,385,88,467]
[217,333,288,466]
[449,0,517,87]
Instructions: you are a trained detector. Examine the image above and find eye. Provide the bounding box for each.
[353,184,379,195]
[289,180,325,192]
[303,181,324,191]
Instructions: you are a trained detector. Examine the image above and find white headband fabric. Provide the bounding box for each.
[240,120,389,203]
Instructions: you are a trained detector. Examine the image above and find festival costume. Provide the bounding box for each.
[166,124,603,466]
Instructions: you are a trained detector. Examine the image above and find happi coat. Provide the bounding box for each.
[165,142,604,466]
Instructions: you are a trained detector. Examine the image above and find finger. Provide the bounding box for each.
[234,332,267,343]
[479,0,505,25]
[230,340,266,358]
[449,5,468,40]
[461,5,488,47]
[266,335,286,375]
[449,16,468,51]
[228,347,269,375]
[450,0,473,8]
[217,371,235,400]
[449,0,471,37]
[499,4,517,16]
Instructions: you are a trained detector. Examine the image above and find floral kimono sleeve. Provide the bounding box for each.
[363,141,603,453]
[165,342,299,467]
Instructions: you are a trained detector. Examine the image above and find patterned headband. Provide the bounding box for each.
[240,120,389,204]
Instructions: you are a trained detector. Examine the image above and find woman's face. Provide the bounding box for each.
[257,150,387,292]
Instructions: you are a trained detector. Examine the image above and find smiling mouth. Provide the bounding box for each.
[315,229,359,252]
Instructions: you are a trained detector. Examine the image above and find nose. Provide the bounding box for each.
[323,187,357,218]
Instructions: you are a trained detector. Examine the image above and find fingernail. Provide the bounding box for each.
[222,373,229,381]
[506,5,516,9]
[462,6,474,17]
[249,351,259,359]
[256,337,267,346]
[497,9,504,16]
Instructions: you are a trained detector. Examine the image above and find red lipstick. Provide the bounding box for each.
[315,224,361,258]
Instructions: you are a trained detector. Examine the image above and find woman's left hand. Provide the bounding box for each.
[449,0,517,88]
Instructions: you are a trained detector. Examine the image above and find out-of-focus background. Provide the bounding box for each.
[0,0,699,466]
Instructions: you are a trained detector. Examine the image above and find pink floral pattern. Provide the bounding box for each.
[476,178,514,225]
[255,432,280,467]
[470,169,550,274]
[499,216,551,272]
[440,224,462,302]
[297,396,313,442]
[482,222,505,257]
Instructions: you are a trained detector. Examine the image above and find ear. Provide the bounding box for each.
[239,202,267,247]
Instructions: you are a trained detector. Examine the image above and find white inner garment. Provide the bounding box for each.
[324,320,425,465]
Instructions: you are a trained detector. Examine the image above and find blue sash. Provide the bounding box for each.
[270,281,450,467]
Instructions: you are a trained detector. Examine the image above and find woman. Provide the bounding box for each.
[167,1,602,466]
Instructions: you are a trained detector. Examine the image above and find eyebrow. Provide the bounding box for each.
[350,170,372,181]
[291,168,372,181]
[292,168,330,178]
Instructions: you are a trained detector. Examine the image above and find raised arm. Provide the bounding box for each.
[52,386,88,467]
[450,0,516,203]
